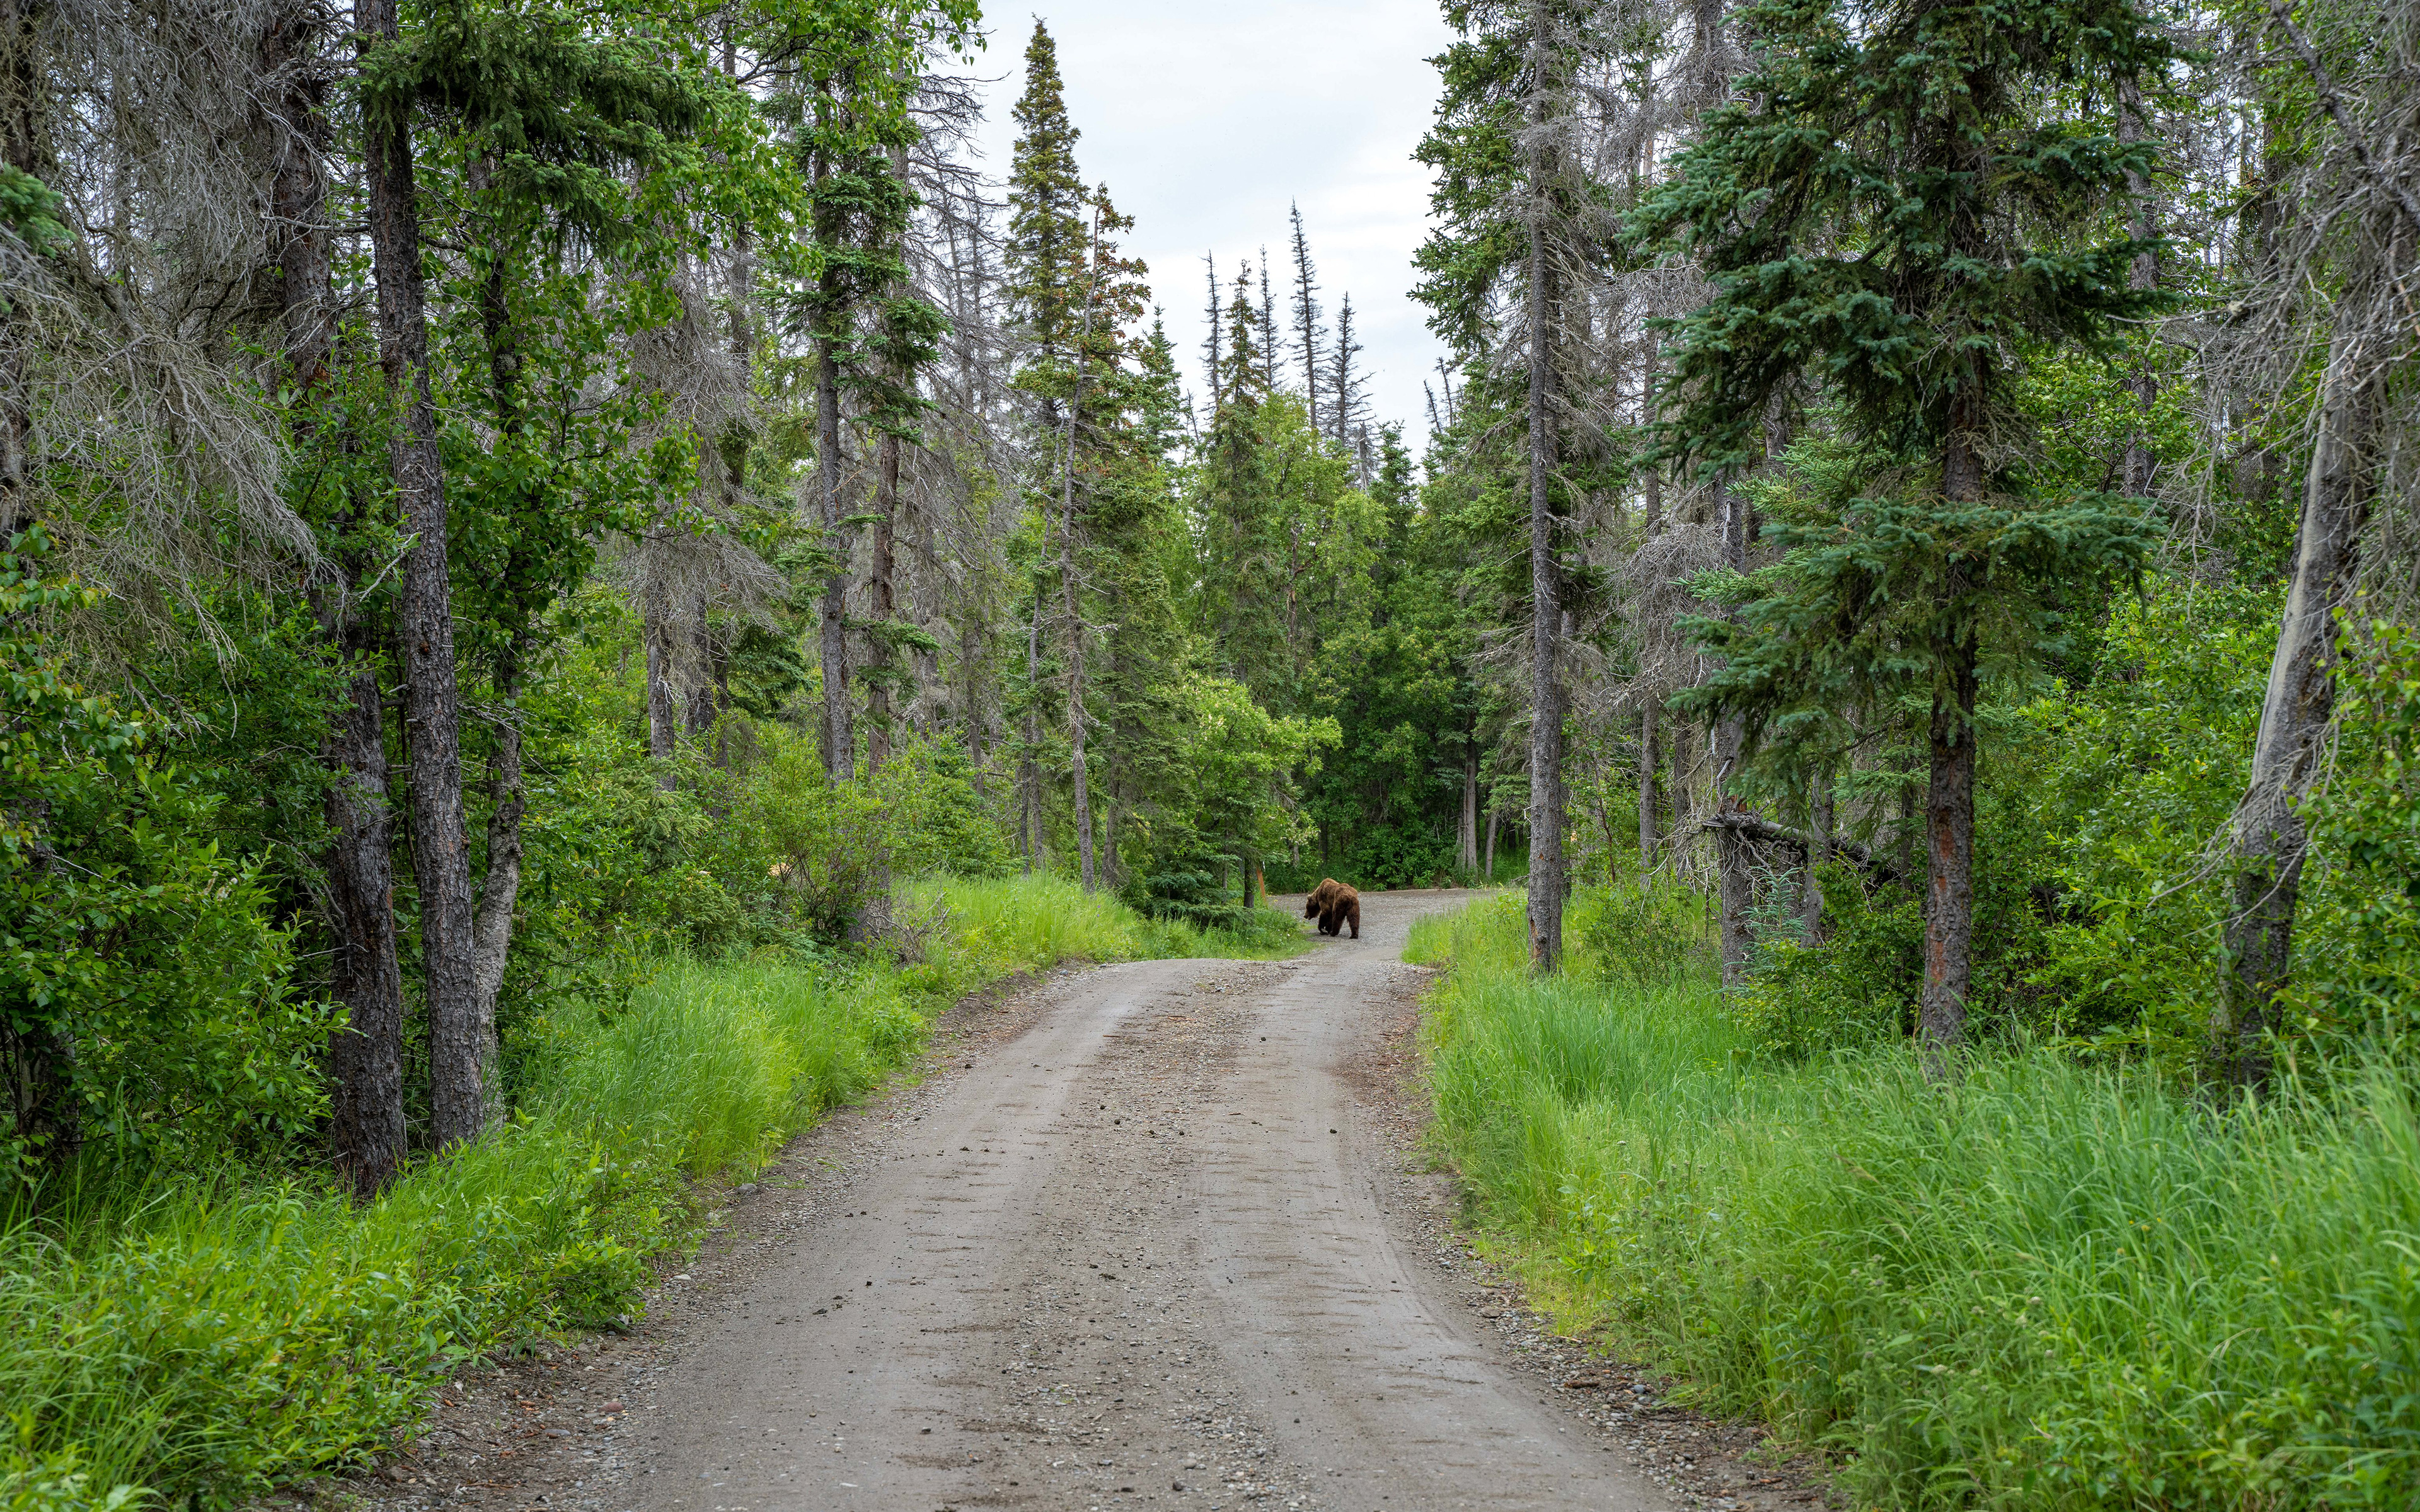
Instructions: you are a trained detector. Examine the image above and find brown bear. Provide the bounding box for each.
[1325,883,1361,939]
[1305,878,1342,927]
[1303,878,1360,939]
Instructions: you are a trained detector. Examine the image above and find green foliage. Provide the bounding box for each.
[1676,432,2159,772]
[1421,894,2420,1510]
[2290,622,2420,1051]
[0,871,1210,1510]
[1727,869,1922,1060]
[1634,0,2176,476]
[0,534,337,1183]
[0,166,72,258]
[1720,578,2295,1070]
[1567,874,1717,990]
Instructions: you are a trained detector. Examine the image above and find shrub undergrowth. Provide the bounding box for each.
[1,873,1284,1511]
[1417,890,2420,1510]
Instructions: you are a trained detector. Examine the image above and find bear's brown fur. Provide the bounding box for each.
[1306,879,1359,939]
[1305,878,1343,925]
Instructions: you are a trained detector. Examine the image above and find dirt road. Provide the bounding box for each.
[340,890,1842,1512]
[589,887,1670,1512]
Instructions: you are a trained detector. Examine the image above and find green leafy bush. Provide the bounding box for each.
[1,531,337,1183]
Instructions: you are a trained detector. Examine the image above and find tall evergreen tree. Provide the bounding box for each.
[1329,292,1370,449]
[1005,21,1153,891]
[1287,200,1324,424]
[1640,0,2174,1065]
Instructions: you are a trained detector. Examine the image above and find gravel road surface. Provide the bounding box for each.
[320,889,1830,1512]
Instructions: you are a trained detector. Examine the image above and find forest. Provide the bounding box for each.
[2,0,2417,1504]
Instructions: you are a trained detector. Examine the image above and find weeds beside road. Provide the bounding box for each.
[1414,889,2420,1511]
[0,875,1299,1511]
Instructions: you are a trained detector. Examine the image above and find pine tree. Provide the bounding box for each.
[1200,251,1224,413]
[1256,251,1279,391]
[1005,23,1152,891]
[1642,0,2174,1066]
[1287,201,1324,425]
[1328,292,1370,449]
[1414,0,1624,971]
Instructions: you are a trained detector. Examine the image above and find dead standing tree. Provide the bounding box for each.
[2210,0,2420,1087]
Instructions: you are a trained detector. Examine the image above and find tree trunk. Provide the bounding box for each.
[683,590,718,742]
[468,640,527,1117]
[1669,716,1693,845]
[1458,745,1479,871]
[0,0,43,531]
[644,580,679,785]
[1018,587,1042,872]
[1484,807,1499,882]
[1061,464,1096,893]
[1921,638,1979,1072]
[2214,332,2378,1087]
[1711,486,1755,985]
[318,613,404,1195]
[868,421,899,774]
[1063,226,1098,893]
[815,332,853,781]
[1921,406,1988,1074]
[1802,765,1833,944]
[360,0,483,1148]
[1523,4,1565,973]
[1637,702,1659,868]
[2118,76,2159,500]
[265,2,401,1195]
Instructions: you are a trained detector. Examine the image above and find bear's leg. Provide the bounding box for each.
[1348,903,1360,939]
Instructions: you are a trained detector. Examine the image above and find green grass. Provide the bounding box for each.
[1417,890,2420,1510]
[1,873,1277,1511]
[906,872,1306,966]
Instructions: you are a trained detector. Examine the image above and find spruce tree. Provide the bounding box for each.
[1329,292,1370,451]
[1287,201,1324,426]
[1005,23,1151,891]
[1640,0,2173,1064]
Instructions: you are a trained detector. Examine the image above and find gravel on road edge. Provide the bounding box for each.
[260,955,1846,1512]
[1351,978,1844,1512]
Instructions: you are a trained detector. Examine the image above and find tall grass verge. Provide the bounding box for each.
[1419,890,2420,1510]
[1,873,1280,1511]
[906,872,1305,966]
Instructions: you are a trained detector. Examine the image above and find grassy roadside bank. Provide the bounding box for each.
[1,874,1298,1511]
[1410,891,2420,1511]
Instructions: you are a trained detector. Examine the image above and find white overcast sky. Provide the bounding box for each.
[965,0,1460,440]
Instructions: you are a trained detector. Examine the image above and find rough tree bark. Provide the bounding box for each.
[808,95,853,783]
[814,326,853,781]
[1458,744,1480,871]
[266,0,405,1194]
[1018,588,1042,872]
[2214,329,2379,1087]
[868,416,899,774]
[1060,224,1098,893]
[1710,492,1754,984]
[1638,438,1662,871]
[360,0,485,1147]
[469,643,526,1085]
[1920,391,1989,1074]
[1523,14,1565,974]
[1802,767,1833,943]
[865,139,909,776]
[0,0,42,531]
[1711,399,1783,985]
